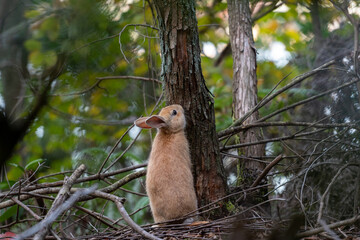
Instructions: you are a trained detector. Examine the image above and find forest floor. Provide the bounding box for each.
[95,209,360,240]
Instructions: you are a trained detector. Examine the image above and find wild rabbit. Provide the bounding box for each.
[135,104,198,223]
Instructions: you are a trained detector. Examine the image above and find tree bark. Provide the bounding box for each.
[152,0,227,209]
[227,0,265,185]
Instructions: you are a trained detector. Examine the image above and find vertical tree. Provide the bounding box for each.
[151,0,227,208]
[0,0,64,169]
[227,0,265,186]
[0,0,27,169]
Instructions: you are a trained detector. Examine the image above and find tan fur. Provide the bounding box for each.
[135,104,198,223]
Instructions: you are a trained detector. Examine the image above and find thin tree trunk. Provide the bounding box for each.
[310,0,323,52]
[227,0,265,186]
[152,0,227,210]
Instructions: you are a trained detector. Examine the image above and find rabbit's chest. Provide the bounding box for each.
[146,156,192,189]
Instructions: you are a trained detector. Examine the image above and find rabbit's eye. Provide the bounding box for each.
[171,110,177,116]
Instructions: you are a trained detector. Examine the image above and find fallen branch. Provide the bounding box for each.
[0,169,145,210]
[0,163,147,199]
[11,197,42,221]
[33,164,87,240]
[250,155,283,188]
[296,215,360,238]
[74,205,125,229]
[16,185,97,240]
[92,190,162,240]
[319,220,341,240]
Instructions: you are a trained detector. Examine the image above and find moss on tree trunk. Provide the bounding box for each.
[227,0,266,188]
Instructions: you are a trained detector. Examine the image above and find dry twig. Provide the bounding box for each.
[297,215,360,238]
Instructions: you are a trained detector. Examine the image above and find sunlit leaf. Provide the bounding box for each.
[25,158,45,170]
[8,163,24,173]
[24,39,42,51]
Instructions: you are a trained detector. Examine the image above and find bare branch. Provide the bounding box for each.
[74,205,125,229]
[218,120,359,140]
[97,124,135,174]
[99,169,146,194]
[118,23,159,63]
[221,129,325,151]
[32,164,87,239]
[296,215,360,238]
[0,169,145,210]
[258,77,360,122]
[11,197,42,221]
[252,2,283,22]
[96,75,162,84]
[16,185,97,240]
[223,59,335,131]
[102,91,163,173]
[250,155,283,188]
[0,163,147,199]
[317,164,355,224]
[91,190,162,240]
[49,106,136,126]
[51,75,161,97]
[318,220,341,240]
[329,0,360,102]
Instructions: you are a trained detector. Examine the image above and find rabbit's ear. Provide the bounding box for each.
[146,115,167,128]
[134,117,152,129]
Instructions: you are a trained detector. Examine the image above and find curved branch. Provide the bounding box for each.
[48,106,136,126]
[228,59,335,129]
[92,191,162,240]
[51,75,161,97]
[118,23,159,63]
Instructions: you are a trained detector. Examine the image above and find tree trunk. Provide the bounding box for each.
[0,0,27,169]
[0,0,27,119]
[152,0,227,210]
[310,0,324,53]
[227,0,265,186]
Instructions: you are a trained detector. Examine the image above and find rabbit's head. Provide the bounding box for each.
[135,104,186,133]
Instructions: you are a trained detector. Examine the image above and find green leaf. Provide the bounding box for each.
[24,39,42,51]
[0,205,17,222]
[8,163,25,173]
[123,152,142,163]
[24,9,41,19]
[40,17,59,41]
[29,50,44,67]
[25,158,45,170]
[0,182,9,190]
